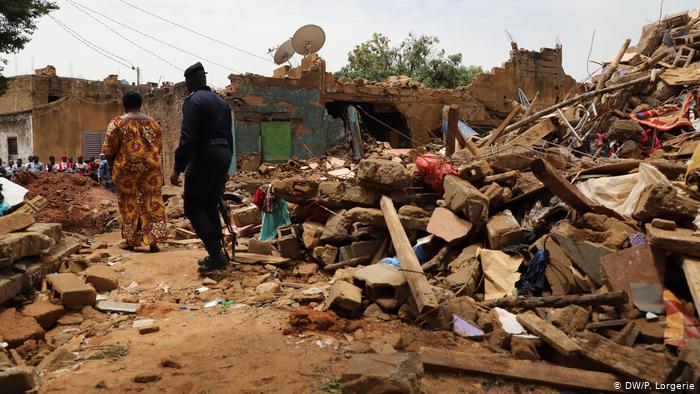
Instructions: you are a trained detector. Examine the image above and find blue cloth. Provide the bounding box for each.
[0,201,10,216]
[175,87,233,173]
[380,257,401,269]
[442,120,479,140]
[259,199,291,241]
[379,243,429,269]
[515,249,549,295]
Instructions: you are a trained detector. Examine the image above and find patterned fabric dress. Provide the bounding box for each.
[102,114,167,246]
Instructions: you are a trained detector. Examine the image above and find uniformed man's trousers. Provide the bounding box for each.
[183,145,232,256]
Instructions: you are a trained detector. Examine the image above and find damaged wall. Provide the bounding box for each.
[0,73,124,114]
[223,43,577,158]
[226,62,345,160]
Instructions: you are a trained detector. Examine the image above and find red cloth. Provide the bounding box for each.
[664,290,700,349]
[630,91,695,131]
[415,153,458,193]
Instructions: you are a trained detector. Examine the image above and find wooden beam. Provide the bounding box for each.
[516,312,580,356]
[445,105,459,156]
[575,331,674,382]
[531,158,627,221]
[380,195,438,313]
[478,103,521,148]
[480,291,626,309]
[419,347,622,393]
[504,73,653,133]
[646,223,700,257]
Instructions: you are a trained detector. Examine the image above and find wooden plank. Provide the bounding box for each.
[660,68,700,86]
[480,290,626,309]
[419,347,622,393]
[682,257,700,311]
[478,103,521,148]
[234,253,289,265]
[380,195,438,313]
[505,118,557,147]
[0,212,35,236]
[445,105,459,156]
[575,331,674,382]
[585,319,629,330]
[645,223,700,257]
[516,312,580,356]
[531,158,627,221]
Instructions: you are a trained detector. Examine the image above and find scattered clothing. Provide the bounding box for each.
[515,249,549,296]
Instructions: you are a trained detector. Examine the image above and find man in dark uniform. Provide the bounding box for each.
[170,62,233,273]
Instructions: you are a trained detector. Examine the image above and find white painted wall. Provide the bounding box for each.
[0,111,33,163]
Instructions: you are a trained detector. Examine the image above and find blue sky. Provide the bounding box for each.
[4,0,699,88]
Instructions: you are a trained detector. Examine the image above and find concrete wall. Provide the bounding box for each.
[31,96,122,162]
[0,110,33,163]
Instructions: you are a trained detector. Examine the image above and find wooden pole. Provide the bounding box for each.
[479,290,627,309]
[591,39,631,108]
[380,195,438,314]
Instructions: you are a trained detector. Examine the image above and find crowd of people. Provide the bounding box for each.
[0,153,115,192]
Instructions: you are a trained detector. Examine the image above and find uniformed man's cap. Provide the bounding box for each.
[184,62,206,78]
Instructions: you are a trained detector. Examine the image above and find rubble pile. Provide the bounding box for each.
[13,172,118,235]
[221,9,700,391]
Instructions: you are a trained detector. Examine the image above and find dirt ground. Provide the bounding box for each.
[37,232,563,394]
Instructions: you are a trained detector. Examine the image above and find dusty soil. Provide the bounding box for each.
[13,172,118,235]
[38,232,563,394]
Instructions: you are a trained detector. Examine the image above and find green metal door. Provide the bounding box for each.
[261,121,292,163]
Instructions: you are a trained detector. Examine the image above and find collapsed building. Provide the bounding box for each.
[224,44,576,163]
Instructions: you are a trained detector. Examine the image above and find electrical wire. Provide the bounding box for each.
[48,15,135,70]
[118,0,275,64]
[66,0,182,71]
[66,0,241,73]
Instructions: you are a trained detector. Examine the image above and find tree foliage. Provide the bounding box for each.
[337,32,485,89]
[0,0,57,93]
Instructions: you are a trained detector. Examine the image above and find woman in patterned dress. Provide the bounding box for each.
[102,92,167,252]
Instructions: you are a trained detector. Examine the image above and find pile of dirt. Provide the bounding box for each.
[14,172,118,235]
[283,308,363,335]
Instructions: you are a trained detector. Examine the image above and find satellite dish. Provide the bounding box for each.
[292,24,325,56]
[274,39,295,65]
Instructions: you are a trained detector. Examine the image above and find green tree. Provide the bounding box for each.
[0,0,57,93]
[337,32,485,89]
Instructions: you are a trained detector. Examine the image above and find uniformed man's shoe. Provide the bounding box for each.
[197,251,228,273]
